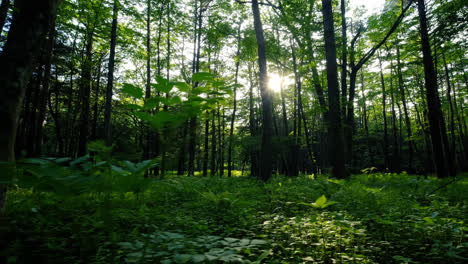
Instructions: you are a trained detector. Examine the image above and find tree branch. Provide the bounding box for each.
[354,0,414,71]
[235,0,280,9]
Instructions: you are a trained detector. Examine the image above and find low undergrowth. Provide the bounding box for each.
[0,159,467,263]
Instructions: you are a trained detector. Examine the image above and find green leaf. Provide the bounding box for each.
[192,72,214,82]
[314,195,327,207]
[122,103,142,110]
[191,255,206,263]
[174,82,191,92]
[250,239,267,246]
[174,254,192,263]
[122,83,143,99]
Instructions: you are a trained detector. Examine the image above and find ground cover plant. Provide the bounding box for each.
[1,157,466,263]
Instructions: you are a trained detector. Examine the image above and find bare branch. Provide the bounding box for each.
[354,0,414,72]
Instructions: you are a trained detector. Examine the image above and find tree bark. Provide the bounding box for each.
[227,21,241,177]
[378,55,389,169]
[396,45,414,171]
[321,0,347,178]
[103,0,118,146]
[251,0,273,181]
[417,0,453,177]
[77,31,94,156]
[0,0,60,210]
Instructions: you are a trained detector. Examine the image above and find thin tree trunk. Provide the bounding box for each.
[442,53,457,171]
[396,45,414,171]
[103,0,118,145]
[340,0,348,118]
[188,1,203,176]
[378,55,389,169]
[143,0,152,163]
[227,21,241,177]
[78,31,94,156]
[203,113,209,176]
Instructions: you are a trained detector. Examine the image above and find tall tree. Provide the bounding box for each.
[251,0,273,181]
[0,0,61,208]
[416,0,454,177]
[321,0,347,178]
[103,0,119,146]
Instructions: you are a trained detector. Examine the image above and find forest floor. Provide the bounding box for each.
[1,172,467,264]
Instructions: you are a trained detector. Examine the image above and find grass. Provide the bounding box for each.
[1,171,467,263]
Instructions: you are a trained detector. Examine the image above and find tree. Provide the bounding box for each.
[416,0,454,177]
[0,0,61,208]
[103,0,119,146]
[250,0,273,181]
[321,0,346,178]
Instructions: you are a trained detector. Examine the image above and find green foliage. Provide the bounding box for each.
[2,170,467,264]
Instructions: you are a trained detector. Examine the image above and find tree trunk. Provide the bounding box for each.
[227,21,241,177]
[379,55,389,169]
[340,0,348,118]
[0,0,60,210]
[203,113,209,176]
[143,0,152,163]
[251,0,273,181]
[247,63,258,177]
[396,45,414,171]
[417,0,453,177]
[389,62,400,171]
[188,2,203,176]
[442,53,457,172]
[321,0,347,178]
[103,0,118,146]
[77,31,94,156]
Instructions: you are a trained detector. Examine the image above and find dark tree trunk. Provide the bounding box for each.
[340,0,348,118]
[77,32,94,156]
[227,21,241,177]
[417,0,454,177]
[103,0,118,146]
[177,122,188,175]
[210,110,216,176]
[251,0,273,181]
[379,55,389,169]
[390,62,400,171]
[91,58,102,140]
[0,0,60,210]
[203,113,209,176]
[248,63,258,177]
[442,53,457,172]
[396,45,414,171]
[143,0,152,163]
[187,0,203,176]
[360,71,373,165]
[321,0,347,178]
[218,107,225,176]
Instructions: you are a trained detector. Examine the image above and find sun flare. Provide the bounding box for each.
[268,73,283,93]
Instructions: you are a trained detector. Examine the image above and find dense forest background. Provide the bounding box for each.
[0,0,467,263]
[0,0,466,179]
